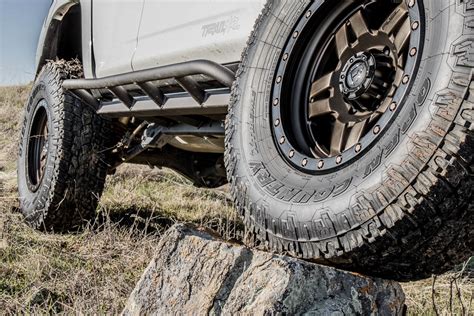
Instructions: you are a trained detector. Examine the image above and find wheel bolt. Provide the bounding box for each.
[283,53,289,61]
[412,21,419,30]
[317,160,324,169]
[276,76,282,83]
[410,47,417,56]
[279,136,285,144]
[273,98,279,106]
[274,119,280,126]
[306,10,312,18]
[302,158,308,167]
[389,102,397,111]
[289,150,295,158]
[373,125,381,134]
[336,156,343,164]
[402,75,409,84]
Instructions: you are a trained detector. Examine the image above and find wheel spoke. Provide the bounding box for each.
[394,18,411,51]
[311,144,330,159]
[393,66,405,85]
[335,24,350,58]
[345,120,367,149]
[349,11,370,38]
[330,120,347,156]
[310,73,333,100]
[380,6,409,35]
[376,98,392,114]
[308,98,333,119]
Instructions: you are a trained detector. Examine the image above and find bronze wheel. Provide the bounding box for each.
[272,0,421,172]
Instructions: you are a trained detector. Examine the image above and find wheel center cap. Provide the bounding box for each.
[339,52,376,100]
[346,62,368,89]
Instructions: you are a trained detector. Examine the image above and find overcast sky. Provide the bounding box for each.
[0,0,51,86]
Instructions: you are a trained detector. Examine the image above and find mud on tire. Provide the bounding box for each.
[17,60,112,231]
[225,0,474,281]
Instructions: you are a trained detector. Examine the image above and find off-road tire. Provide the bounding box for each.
[17,60,111,231]
[225,0,473,281]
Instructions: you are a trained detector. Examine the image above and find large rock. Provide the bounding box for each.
[123,224,405,315]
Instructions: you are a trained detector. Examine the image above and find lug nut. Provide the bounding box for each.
[336,156,343,164]
[279,136,285,144]
[402,75,410,84]
[389,102,397,111]
[373,125,381,134]
[289,150,295,158]
[273,98,279,106]
[276,76,282,83]
[306,10,312,18]
[412,21,419,30]
[283,53,289,61]
[302,158,308,167]
[293,31,299,38]
[410,47,417,56]
[274,119,280,126]
[355,143,362,153]
[407,0,415,8]
[317,160,324,169]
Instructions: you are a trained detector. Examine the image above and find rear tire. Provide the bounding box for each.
[17,60,111,231]
[225,0,473,281]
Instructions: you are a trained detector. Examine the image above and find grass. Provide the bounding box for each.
[0,85,472,314]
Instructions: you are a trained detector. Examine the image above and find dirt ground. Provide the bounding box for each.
[0,85,472,314]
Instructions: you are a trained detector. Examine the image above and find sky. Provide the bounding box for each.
[0,0,51,86]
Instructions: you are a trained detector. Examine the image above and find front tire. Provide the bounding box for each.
[225,0,473,281]
[17,60,111,231]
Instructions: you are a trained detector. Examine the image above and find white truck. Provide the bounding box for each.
[17,0,473,281]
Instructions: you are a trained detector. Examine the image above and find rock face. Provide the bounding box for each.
[123,224,405,315]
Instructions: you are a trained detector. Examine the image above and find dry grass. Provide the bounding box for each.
[0,85,472,314]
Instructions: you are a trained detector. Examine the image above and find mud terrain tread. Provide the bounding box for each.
[225,0,474,280]
[19,60,111,230]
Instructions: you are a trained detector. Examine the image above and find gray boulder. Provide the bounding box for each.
[123,224,405,315]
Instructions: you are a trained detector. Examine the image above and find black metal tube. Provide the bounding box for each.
[138,82,166,107]
[62,60,235,90]
[176,76,206,104]
[71,89,100,109]
[110,86,135,108]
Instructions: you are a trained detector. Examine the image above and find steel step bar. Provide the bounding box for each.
[62,60,235,117]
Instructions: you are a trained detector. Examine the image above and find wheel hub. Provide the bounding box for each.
[340,52,376,100]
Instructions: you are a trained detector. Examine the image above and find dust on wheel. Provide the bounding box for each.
[226,0,473,281]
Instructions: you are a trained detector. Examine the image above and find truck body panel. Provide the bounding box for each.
[131,0,265,71]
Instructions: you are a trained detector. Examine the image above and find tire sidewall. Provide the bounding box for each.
[18,68,61,225]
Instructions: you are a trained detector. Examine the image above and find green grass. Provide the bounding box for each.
[0,85,472,314]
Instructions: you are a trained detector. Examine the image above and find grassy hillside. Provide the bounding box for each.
[0,85,472,314]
